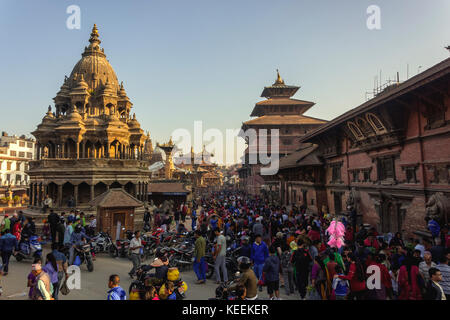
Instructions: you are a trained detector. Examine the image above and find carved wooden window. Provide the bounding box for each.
[19,141,25,147]
[377,157,396,181]
[6,162,12,170]
[362,168,372,182]
[331,163,342,183]
[27,152,33,159]
[404,166,418,183]
[347,121,364,140]
[10,150,16,157]
[27,142,33,148]
[356,117,374,136]
[351,170,360,182]
[366,113,387,134]
[333,192,343,214]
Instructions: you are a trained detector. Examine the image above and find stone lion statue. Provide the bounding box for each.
[426,192,450,226]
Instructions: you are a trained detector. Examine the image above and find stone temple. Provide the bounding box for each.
[27,24,151,211]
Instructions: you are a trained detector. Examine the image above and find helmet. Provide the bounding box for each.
[237,256,251,270]
[241,236,249,243]
[74,224,82,233]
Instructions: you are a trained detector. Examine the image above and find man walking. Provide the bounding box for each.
[47,210,59,244]
[251,234,269,291]
[214,227,228,284]
[129,231,143,279]
[193,230,206,284]
[0,229,18,275]
[292,238,312,300]
[107,274,127,300]
[263,245,281,300]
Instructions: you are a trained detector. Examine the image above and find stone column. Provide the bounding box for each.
[133,183,137,197]
[74,184,79,207]
[57,184,63,208]
[31,183,35,206]
[90,184,95,201]
[61,143,65,159]
[37,184,42,207]
[82,141,86,159]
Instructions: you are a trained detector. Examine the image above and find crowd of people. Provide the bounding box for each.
[174,189,449,300]
[0,188,449,301]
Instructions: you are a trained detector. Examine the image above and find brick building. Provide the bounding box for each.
[267,57,450,237]
[239,71,327,196]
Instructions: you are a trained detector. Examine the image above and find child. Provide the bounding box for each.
[332,265,349,300]
[166,281,177,300]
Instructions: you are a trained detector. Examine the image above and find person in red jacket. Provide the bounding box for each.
[338,253,367,300]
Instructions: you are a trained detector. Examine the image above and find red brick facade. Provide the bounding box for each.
[269,58,450,237]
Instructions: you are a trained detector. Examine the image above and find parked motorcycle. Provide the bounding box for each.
[91,232,114,254]
[211,276,241,300]
[15,235,42,262]
[73,243,94,272]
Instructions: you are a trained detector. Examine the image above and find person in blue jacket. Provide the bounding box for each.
[263,245,280,299]
[107,274,127,300]
[69,224,91,265]
[0,229,18,275]
[250,234,269,291]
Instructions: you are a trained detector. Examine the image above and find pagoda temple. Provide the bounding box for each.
[27,24,151,210]
[239,70,327,195]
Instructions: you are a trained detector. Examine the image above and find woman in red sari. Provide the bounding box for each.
[397,255,422,300]
[12,219,22,241]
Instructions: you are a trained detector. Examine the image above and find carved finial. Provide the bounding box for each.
[89,24,101,46]
[48,105,52,112]
[274,69,285,85]
[133,113,136,120]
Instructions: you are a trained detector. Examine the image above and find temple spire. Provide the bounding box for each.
[274,69,285,85]
[89,24,101,46]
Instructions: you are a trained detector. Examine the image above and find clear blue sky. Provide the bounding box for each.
[0,0,449,164]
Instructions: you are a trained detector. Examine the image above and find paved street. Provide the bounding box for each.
[0,244,299,300]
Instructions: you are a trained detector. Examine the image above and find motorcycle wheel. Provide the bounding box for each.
[109,245,118,258]
[86,256,94,272]
[15,254,23,262]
